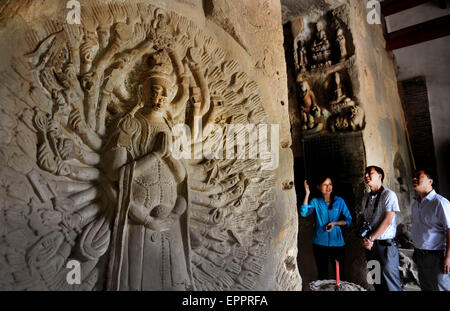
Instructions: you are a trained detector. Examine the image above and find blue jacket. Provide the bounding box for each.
[300,196,352,247]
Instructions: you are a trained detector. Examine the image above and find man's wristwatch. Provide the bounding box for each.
[367,236,373,242]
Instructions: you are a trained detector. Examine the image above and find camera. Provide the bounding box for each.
[358,221,373,239]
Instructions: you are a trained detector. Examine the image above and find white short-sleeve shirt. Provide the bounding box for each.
[362,187,400,240]
[411,190,450,250]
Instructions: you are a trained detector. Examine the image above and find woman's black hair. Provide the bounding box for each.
[314,175,335,209]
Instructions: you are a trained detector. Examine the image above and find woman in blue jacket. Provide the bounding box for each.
[300,177,352,280]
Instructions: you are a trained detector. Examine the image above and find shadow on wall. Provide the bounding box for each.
[297,215,318,289]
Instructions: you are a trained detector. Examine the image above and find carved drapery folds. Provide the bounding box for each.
[0,2,292,291]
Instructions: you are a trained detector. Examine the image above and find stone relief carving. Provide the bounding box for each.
[299,80,326,133]
[291,7,364,135]
[328,72,365,133]
[0,3,281,291]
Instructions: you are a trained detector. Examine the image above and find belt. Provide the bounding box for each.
[374,239,395,246]
[414,248,445,255]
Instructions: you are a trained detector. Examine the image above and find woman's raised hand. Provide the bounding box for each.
[304,180,310,195]
[301,179,311,210]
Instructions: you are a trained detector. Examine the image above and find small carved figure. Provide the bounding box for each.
[300,81,321,130]
[336,28,347,61]
[80,32,99,74]
[311,21,332,68]
[299,40,308,73]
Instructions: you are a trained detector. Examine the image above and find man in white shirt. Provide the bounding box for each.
[361,166,402,291]
[411,169,450,291]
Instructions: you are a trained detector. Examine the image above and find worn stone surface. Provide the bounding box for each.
[398,248,420,289]
[0,0,300,291]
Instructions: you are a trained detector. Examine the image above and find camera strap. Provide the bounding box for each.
[364,186,384,214]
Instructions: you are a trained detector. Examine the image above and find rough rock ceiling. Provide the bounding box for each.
[281,0,348,23]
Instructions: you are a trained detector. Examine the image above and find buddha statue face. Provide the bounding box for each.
[138,52,177,115]
[149,84,168,112]
[138,75,176,116]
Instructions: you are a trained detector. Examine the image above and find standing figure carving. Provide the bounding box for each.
[104,51,191,290]
[299,40,308,73]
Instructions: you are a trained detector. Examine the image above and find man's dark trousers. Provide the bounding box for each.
[365,239,402,291]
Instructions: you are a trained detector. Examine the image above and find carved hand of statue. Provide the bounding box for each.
[47,119,61,135]
[225,258,242,274]
[153,132,170,159]
[113,23,134,45]
[242,81,258,97]
[209,80,227,95]
[171,34,190,59]
[176,16,189,36]
[243,257,263,275]
[171,196,187,216]
[92,6,113,29]
[197,51,211,70]
[130,84,145,116]
[41,210,63,228]
[222,60,239,77]
[224,91,239,106]
[210,242,230,255]
[57,138,76,160]
[232,72,248,92]
[208,227,229,242]
[69,107,87,134]
[144,213,176,232]
[62,212,82,231]
[237,271,256,289]
[132,23,147,44]
[40,69,62,92]
[65,25,84,49]
[211,48,225,64]
[187,47,210,72]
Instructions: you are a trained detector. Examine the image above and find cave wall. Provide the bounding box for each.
[0,0,300,291]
